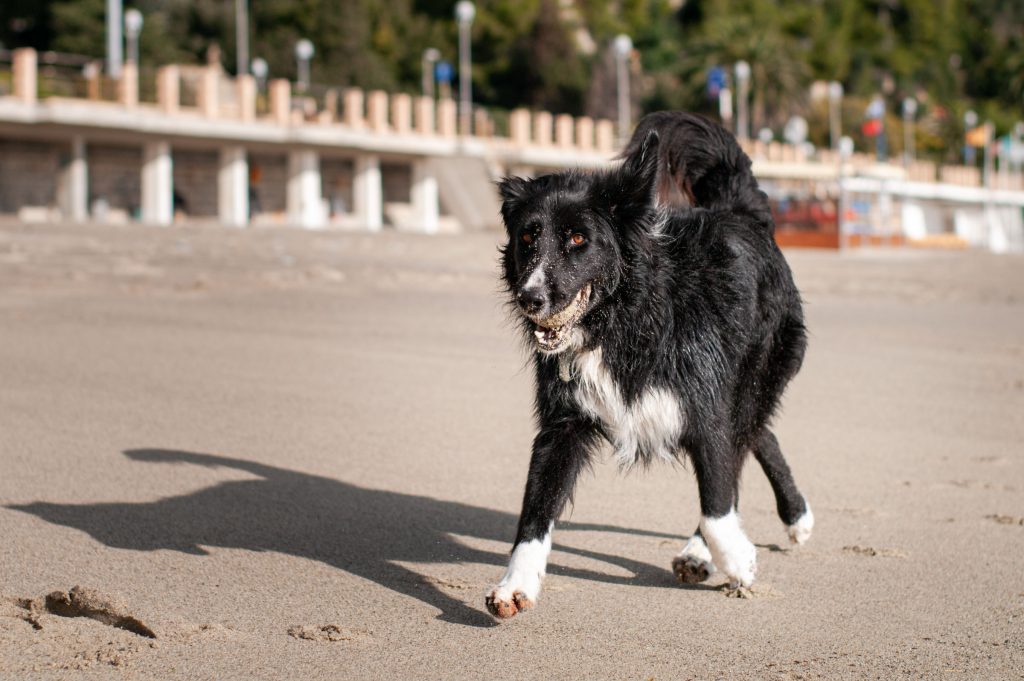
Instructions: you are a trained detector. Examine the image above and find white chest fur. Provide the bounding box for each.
[571,347,684,466]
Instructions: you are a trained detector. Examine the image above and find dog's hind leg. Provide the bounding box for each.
[672,527,717,583]
[753,429,813,545]
[485,420,600,620]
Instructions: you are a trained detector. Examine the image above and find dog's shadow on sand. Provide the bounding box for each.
[9,449,691,628]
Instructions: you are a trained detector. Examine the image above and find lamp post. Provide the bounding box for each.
[902,97,917,167]
[964,109,978,166]
[124,8,143,65]
[735,60,751,141]
[422,48,440,99]
[106,0,123,78]
[251,57,268,92]
[235,0,250,76]
[455,1,475,135]
[613,34,633,142]
[828,80,843,150]
[295,39,314,93]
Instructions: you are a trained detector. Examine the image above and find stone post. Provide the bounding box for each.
[509,109,532,146]
[142,141,173,225]
[437,99,457,137]
[533,112,553,146]
[343,89,365,129]
[156,65,180,115]
[269,79,291,125]
[366,90,389,132]
[575,117,594,150]
[353,154,383,231]
[13,48,38,104]
[391,94,412,134]
[237,75,256,122]
[415,96,435,135]
[411,160,439,234]
[218,146,249,227]
[595,119,615,153]
[119,62,139,108]
[555,114,574,148]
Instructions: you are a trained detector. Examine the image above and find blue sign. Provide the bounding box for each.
[435,61,454,83]
[706,66,727,97]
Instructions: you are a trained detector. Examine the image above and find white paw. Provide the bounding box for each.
[787,503,814,546]
[485,534,550,620]
[701,512,757,588]
[672,534,717,584]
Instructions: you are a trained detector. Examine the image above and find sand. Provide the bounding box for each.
[0,221,1022,679]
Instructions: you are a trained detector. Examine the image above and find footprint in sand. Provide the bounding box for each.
[842,545,908,558]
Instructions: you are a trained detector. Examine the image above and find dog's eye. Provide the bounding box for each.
[570,233,586,246]
[521,233,533,245]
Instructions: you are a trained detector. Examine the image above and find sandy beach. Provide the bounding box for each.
[1,221,1022,679]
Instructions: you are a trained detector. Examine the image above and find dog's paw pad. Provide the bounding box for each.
[672,554,715,584]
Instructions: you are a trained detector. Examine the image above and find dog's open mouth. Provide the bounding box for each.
[529,284,591,352]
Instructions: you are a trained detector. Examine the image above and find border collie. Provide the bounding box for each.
[485,112,813,620]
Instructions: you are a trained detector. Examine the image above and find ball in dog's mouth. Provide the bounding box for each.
[530,284,591,352]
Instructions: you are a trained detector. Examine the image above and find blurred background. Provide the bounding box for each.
[0,0,1022,249]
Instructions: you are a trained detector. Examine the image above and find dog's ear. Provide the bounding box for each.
[609,130,659,221]
[497,176,530,231]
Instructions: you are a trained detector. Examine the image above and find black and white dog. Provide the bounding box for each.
[486,112,813,619]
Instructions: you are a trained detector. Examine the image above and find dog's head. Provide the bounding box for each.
[499,131,660,354]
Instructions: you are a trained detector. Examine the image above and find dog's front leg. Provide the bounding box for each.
[486,420,598,620]
[691,438,758,589]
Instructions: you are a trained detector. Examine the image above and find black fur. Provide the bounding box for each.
[494,112,809,609]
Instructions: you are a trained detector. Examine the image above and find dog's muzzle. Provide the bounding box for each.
[527,284,591,353]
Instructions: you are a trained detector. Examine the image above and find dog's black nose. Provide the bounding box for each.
[518,287,545,315]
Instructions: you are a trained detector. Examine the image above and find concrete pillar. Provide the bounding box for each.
[353,154,383,232]
[415,96,435,135]
[474,109,492,137]
[367,91,389,132]
[533,112,553,146]
[218,146,249,227]
[13,48,37,104]
[392,94,412,134]
[269,79,291,125]
[198,66,219,118]
[343,89,365,129]
[237,75,256,122]
[595,119,615,154]
[437,99,457,137]
[555,114,574,148]
[156,65,180,114]
[286,149,325,229]
[142,141,173,226]
[510,109,532,145]
[68,137,88,222]
[85,62,102,100]
[58,136,89,222]
[411,160,439,234]
[119,62,139,108]
[575,116,594,150]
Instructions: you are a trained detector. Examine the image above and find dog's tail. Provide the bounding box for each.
[619,111,773,230]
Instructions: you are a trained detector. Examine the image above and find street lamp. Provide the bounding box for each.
[235,0,250,76]
[964,109,978,165]
[735,60,751,141]
[422,48,440,99]
[251,57,268,92]
[828,81,843,150]
[614,34,633,142]
[295,39,314,93]
[455,1,475,135]
[902,97,917,166]
[124,9,143,65]
[106,0,123,78]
